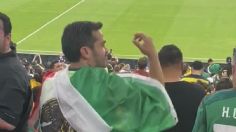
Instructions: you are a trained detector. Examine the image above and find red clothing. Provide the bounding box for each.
[42,70,56,83]
[133,69,149,77]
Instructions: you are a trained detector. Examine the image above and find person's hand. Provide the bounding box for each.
[132,33,156,57]
[133,33,164,84]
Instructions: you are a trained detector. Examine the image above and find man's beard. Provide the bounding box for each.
[92,50,107,68]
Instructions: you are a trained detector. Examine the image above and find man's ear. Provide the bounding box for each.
[80,47,91,59]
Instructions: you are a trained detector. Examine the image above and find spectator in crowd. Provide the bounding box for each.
[133,56,149,77]
[31,63,45,83]
[42,60,65,82]
[182,61,209,85]
[224,56,232,79]
[193,48,236,132]
[204,58,213,73]
[182,62,191,76]
[221,69,229,78]
[40,21,177,131]
[106,48,113,60]
[207,63,222,88]
[106,63,113,73]
[113,64,121,73]
[24,62,34,77]
[159,44,205,132]
[109,57,119,68]
[119,64,131,73]
[118,63,125,71]
[226,56,232,64]
[208,63,222,76]
[0,12,32,131]
[208,58,213,65]
[182,61,210,92]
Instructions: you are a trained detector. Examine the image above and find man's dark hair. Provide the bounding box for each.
[0,12,12,36]
[208,58,213,63]
[137,56,148,69]
[226,57,231,64]
[158,44,183,67]
[191,61,203,70]
[61,21,103,62]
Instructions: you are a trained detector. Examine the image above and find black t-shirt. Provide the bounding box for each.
[163,81,205,132]
[0,50,32,132]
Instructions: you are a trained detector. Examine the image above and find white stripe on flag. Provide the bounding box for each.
[55,67,111,132]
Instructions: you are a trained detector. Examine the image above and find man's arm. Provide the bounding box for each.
[0,77,29,131]
[0,118,15,130]
[132,33,164,84]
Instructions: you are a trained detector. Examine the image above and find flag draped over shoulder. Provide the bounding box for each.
[40,66,177,132]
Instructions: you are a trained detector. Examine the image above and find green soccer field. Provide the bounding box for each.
[1,0,236,61]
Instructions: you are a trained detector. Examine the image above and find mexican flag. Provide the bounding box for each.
[40,66,177,132]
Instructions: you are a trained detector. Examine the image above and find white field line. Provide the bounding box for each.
[17,49,60,55]
[17,49,226,61]
[16,0,85,45]
[115,54,225,60]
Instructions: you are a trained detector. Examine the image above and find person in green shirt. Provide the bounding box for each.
[193,48,236,132]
